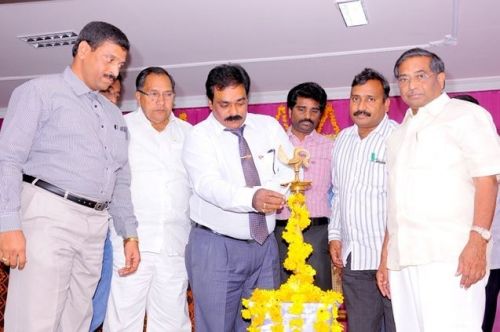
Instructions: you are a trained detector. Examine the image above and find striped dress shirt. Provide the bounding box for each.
[328,115,397,270]
[0,67,137,236]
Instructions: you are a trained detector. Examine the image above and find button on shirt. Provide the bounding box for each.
[328,115,397,270]
[277,129,333,219]
[182,113,295,240]
[0,67,137,236]
[125,109,192,255]
[386,93,500,270]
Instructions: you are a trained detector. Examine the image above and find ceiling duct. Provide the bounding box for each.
[18,31,78,49]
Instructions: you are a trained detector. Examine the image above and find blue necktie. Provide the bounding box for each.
[226,125,269,244]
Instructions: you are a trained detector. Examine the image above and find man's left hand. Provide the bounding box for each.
[456,232,487,288]
[118,240,140,277]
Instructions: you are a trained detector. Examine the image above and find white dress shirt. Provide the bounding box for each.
[125,109,192,255]
[182,113,295,240]
[328,115,397,270]
[386,93,500,270]
[491,191,500,269]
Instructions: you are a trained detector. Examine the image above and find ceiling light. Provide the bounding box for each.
[18,31,78,49]
[337,0,368,27]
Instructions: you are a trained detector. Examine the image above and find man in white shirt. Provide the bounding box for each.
[377,48,500,332]
[182,64,294,331]
[104,67,192,331]
[329,68,396,332]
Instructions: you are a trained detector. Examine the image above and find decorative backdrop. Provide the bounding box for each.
[172,90,500,133]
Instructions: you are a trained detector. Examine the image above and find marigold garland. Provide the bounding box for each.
[275,104,289,131]
[178,112,188,121]
[242,192,343,331]
[317,103,340,135]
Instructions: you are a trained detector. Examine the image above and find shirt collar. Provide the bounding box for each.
[287,126,321,143]
[209,112,255,137]
[63,66,93,97]
[136,106,177,132]
[407,92,450,120]
[348,113,390,139]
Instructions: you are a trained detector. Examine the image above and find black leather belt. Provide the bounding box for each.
[193,222,257,243]
[275,217,329,227]
[23,174,109,211]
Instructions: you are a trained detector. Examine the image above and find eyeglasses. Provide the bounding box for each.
[137,89,175,102]
[397,72,435,85]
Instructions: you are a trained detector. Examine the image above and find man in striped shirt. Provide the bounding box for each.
[275,82,333,290]
[329,68,397,332]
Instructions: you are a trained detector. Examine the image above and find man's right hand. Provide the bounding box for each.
[252,188,286,214]
[376,261,391,299]
[329,240,343,268]
[0,230,26,269]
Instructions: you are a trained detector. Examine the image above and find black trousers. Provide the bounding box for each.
[342,255,396,332]
[482,268,500,332]
[274,221,332,290]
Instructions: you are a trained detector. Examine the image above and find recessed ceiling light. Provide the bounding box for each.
[18,31,78,49]
[337,0,368,27]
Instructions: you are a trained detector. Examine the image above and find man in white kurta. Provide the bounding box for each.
[377,48,500,332]
[104,67,192,331]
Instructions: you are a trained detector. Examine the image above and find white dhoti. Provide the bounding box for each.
[104,229,191,332]
[389,261,487,332]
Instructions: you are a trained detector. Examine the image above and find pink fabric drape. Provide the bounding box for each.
[172,90,500,134]
[0,90,499,132]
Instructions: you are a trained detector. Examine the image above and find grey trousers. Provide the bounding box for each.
[185,225,280,332]
[342,255,396,332]
[5,183,108,332]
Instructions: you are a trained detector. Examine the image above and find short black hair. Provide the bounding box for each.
[352,68,390,100]
[453,94,479,105]
[287,82,327,114]
[394,47,445,78]
[205,64,250,102]
[135,67,176,92]
[72,21,129,57]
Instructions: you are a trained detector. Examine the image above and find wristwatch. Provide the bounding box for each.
[471,226,492,241]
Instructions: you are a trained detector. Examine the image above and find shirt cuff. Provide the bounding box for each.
[0,212,22,232]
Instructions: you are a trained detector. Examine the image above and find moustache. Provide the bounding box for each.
[225,115,243,122]
[104,73,117,81]
[353,110,371,117]
[299,119,314,125]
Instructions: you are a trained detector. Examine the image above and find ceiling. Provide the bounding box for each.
[1,0,499,115]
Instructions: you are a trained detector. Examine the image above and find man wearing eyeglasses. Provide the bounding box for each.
[0,21,139,332]
[377,48,500,331]
[104,67,192,331]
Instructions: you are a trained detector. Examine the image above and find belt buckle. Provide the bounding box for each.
[94,202,107,211]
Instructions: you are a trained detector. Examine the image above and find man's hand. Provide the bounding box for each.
[377,229,390,298]
[252,188,286,214]
[329,240,343,268]
[376,261,391,299]
[456,232,487,289]
[0,230,26,269]
[118,239,140,277]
